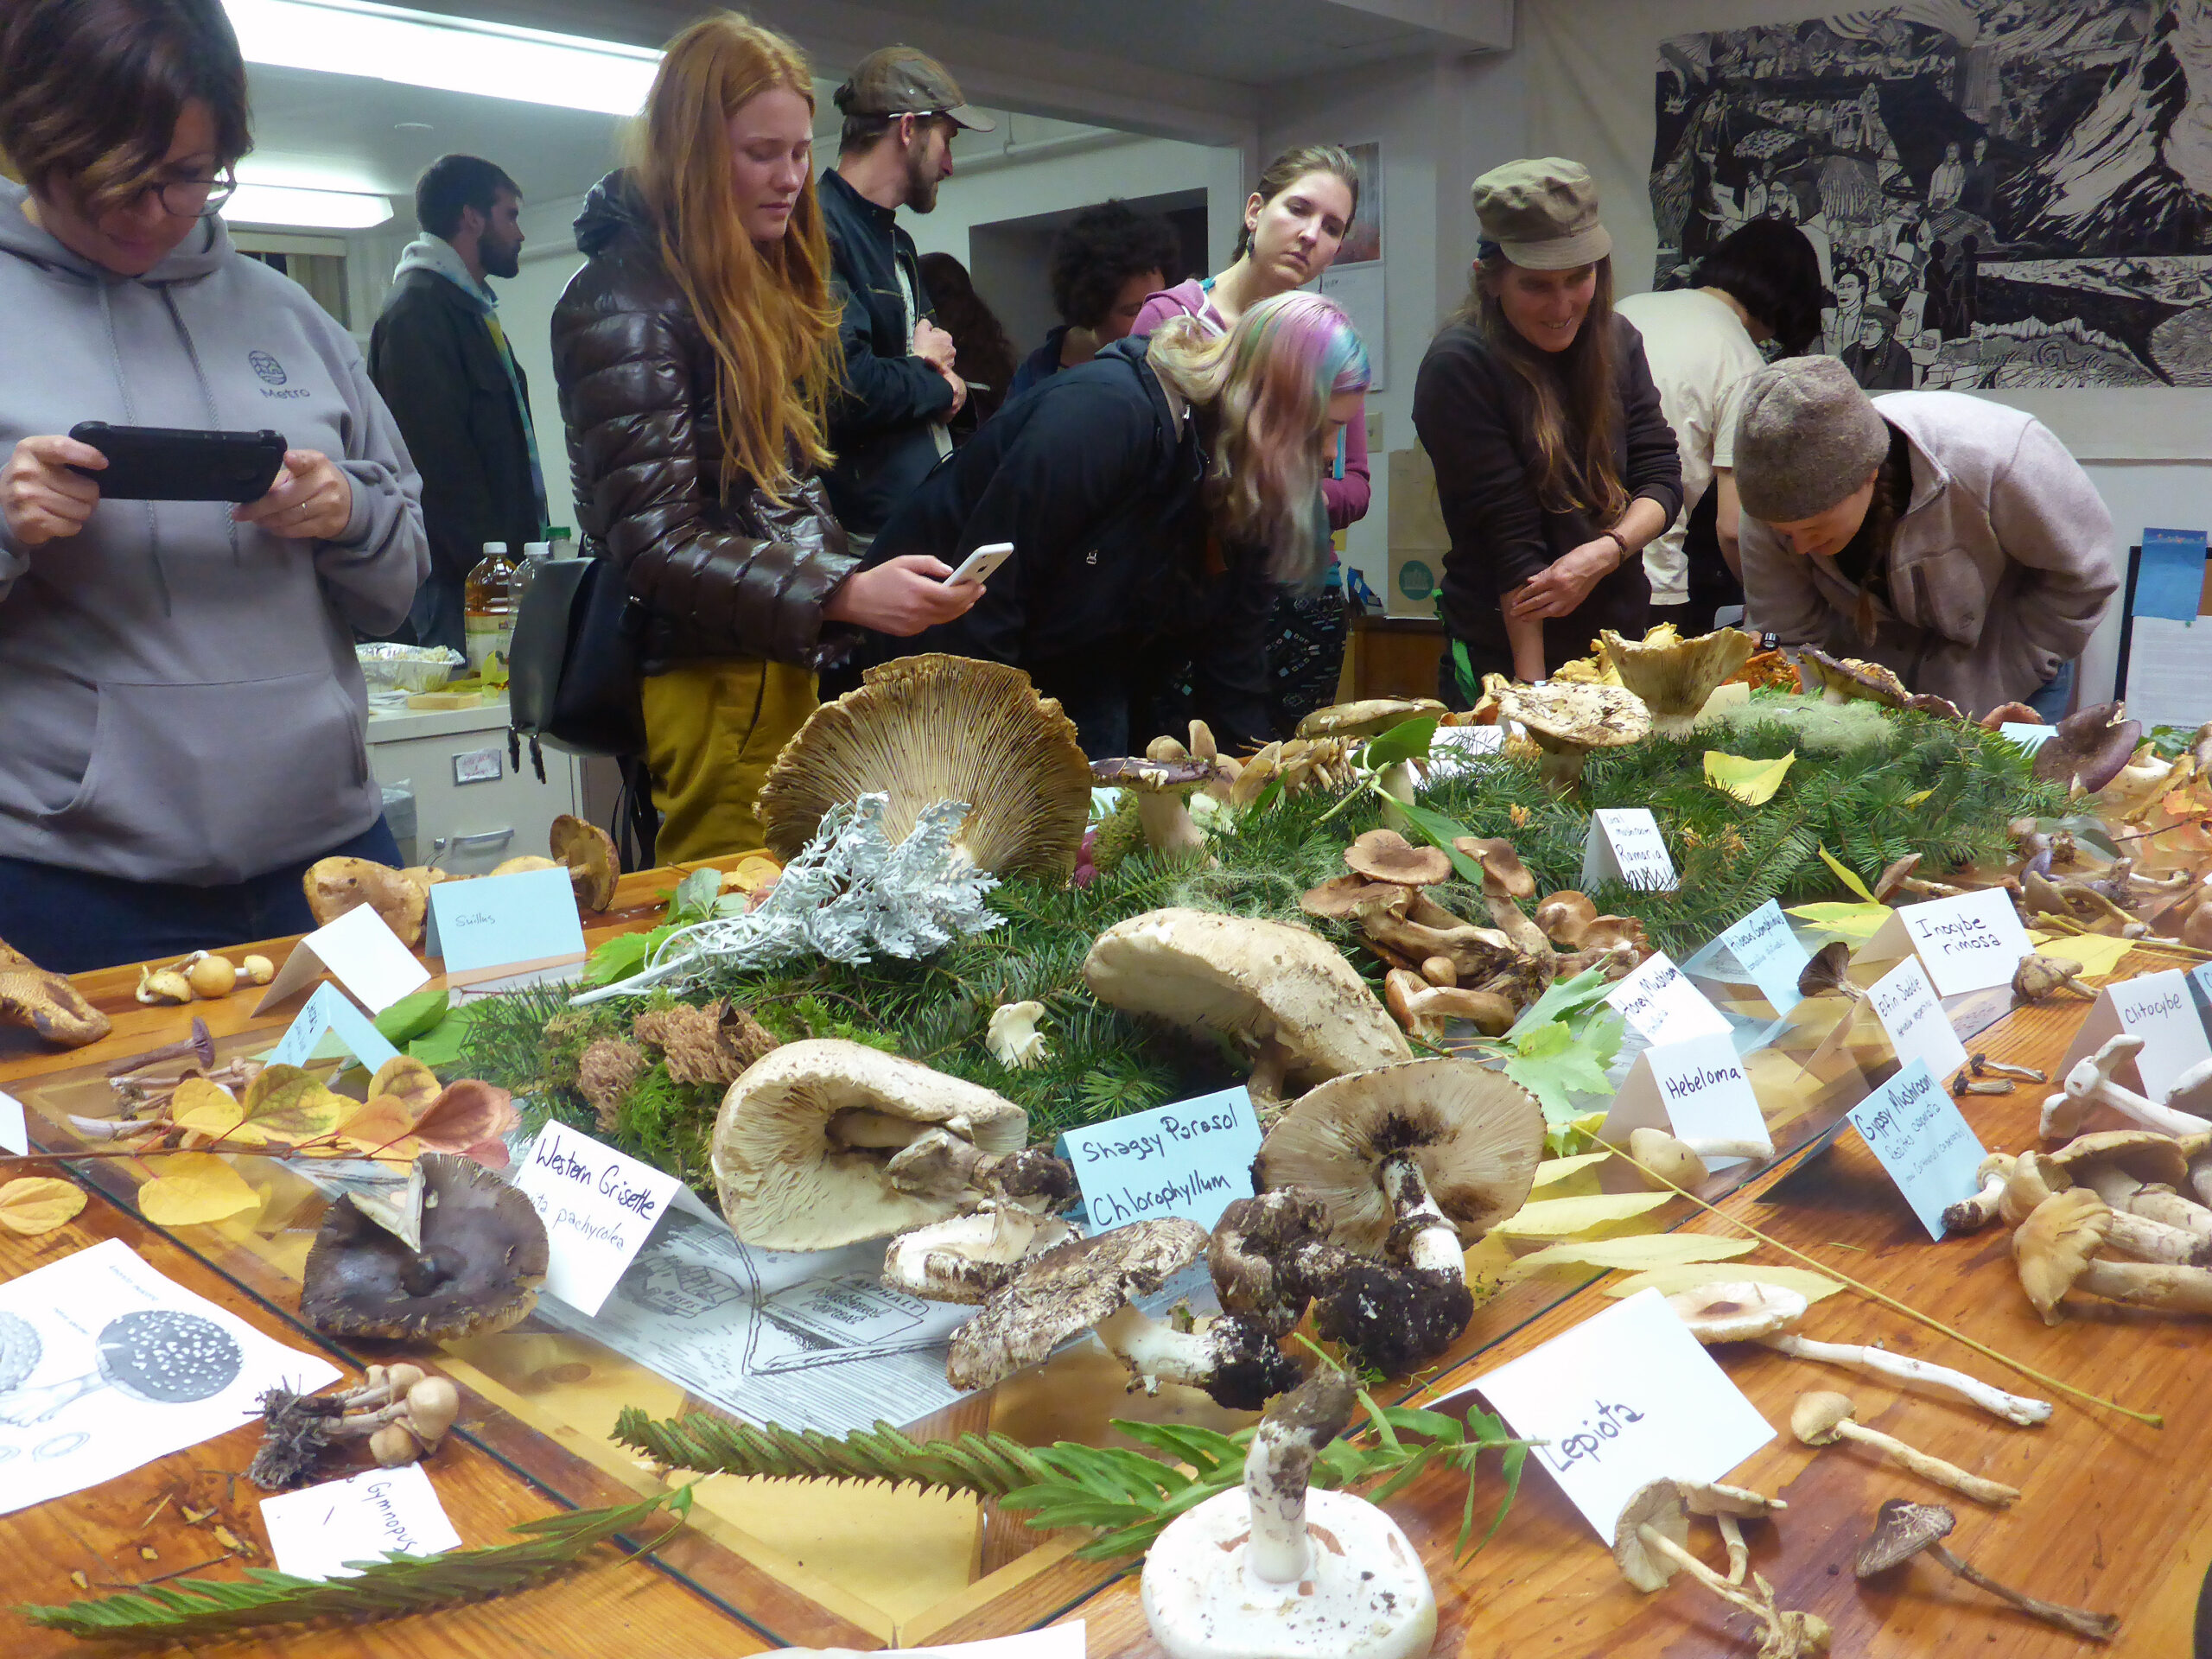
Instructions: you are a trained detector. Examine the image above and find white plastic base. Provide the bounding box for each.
[1139,1486,1438,1659]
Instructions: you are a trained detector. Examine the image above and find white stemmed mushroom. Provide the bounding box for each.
[2013,1186,2212,1322]
[880,1205,1076,1304]
[1612,1479,1828,1656]
[1140,1368,1437,1659]
[1667,1282,2051,1427]
[2045,1131,2212,1242]
[1940,1153,2018,1234]
[1091,754,1217,865]
[2041,1034,2212,1141]
[984,1001,1050,1069]
[1789,1392,2021,1507]
[1675,1479,1786,1586]
[1999,1151,2206,1265]
[1616,1126,1773,1191]
[1855,1497,2120,1643]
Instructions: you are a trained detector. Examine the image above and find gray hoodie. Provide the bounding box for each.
[0,182,428,885]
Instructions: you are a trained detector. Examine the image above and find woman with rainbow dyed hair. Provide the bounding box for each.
[836,289,1370,757]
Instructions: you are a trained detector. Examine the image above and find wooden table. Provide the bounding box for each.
[3,873,2204,1656]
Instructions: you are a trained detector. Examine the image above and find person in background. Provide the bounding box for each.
[1414,159,1681,700]
[0,0,426,970]
[1615,217,1823,630]
[916,251,1016,434]
[1008,200,1181,397]
[817,47,993,542]
[1825,262,1868,358]
[1132,144,1370,735]
[1843,304,1916,391]
[839,292,1371,759]
[552,14,976,864]
[368,153,545,651]
[1734,355,2115,720]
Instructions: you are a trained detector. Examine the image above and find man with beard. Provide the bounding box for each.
[369,155,546,649]
[820,48,993,541]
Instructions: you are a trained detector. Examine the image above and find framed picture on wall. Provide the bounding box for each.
[1338,140,1382,265]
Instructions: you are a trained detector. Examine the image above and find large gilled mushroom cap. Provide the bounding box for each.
[1599,626,1758,734]
[1453,836,1537,900]
[1295,697,1446,739]
[550,814,620,911]
[2046,1129,2189,1188]
[1612,1478,1693,1592]
[0,936,111,1047]
[711,1039,1028,1251]
[302,1153,550,1341]
[757,653,1092,877]
[1344,829,1452,887]
[1084,908,1412,1090]
[1254,1058,1544,1252]
[1853,1497,1957,1576]
[1666,1280,1808,1343]
[945,1217,1208,1389]
[1788,647,1909,709]
[1488,677,1651,790]
[302,857,429,946]
[2032,701,2146,794]
[2012,1186,2113,1321]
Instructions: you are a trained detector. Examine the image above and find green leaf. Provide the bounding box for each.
[1503,1010,1622,1122]
[1451,638,1479,705]
[405,1001,482,1068]
[672,867,721,921]
[373,988,449,1046]
[1360,715,1440,771]
[1387,797,1489,884]
[1506,965,1618,1039]
[1463,1440,1529,1558]
[583,930,655,988]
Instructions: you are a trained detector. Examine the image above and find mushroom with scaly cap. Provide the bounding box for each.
[1484,675,1651,792]
[1855,1497,2119,1641]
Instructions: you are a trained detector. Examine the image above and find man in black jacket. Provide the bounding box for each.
[819,48,992,541]
[369,154,547,648]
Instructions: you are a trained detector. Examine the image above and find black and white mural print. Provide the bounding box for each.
[1649,1,2212,389]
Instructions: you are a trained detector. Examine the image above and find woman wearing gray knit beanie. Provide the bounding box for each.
[1732,356,2118,721]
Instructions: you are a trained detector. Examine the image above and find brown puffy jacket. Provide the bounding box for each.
[551,172,855,673]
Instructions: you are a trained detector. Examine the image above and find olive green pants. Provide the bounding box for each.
[639,658,817,863]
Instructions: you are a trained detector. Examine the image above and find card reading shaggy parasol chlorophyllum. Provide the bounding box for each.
[1064,1086,1262,1233]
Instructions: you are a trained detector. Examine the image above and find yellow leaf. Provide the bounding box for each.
[1495,1192,1671,1236]
[2026,929,2133,982]
[365,1056,441,1117]
[238,1066,348,1146]
[137,1154,260,1227]
[1816,844,1879,903]
[1529,1151,1612,1189]
[1603,1264,1845,1304]
[1786,900,1892,944]
[0,1177,87,1236]
[332,1096,424,1160]
[1703,749,1796,806]
[1903,788,1933,805]
[1507,1236,1758,1275]
[168,1077,250,1142]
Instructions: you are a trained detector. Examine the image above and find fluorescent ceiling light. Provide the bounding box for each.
[226,181,394,228]
[225,0,660,118]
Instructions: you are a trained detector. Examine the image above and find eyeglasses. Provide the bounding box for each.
[149,175,238,219]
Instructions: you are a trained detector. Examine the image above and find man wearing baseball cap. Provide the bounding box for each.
[1733,355,2115,719]
[818,48,995,541]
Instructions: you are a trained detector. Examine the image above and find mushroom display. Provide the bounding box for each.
[756,653,1093,877]
[1997,1153,2205,1263]
[1611,1478,1828,1656]
[1676,1479,1787,1586]
[1599,626,1758,735]
[1854,1497,2119,1642]
[1789,1391,2019,1506]
[1139,1368,1436,1659]
[1666,1282,2050,1426]
[0,936,112,1048]
[2012,1185,2212,1320]
[711,1040,1039,1250]
[2043,1131,2212,1242]
[2040,1034,2212,1140]
[1484,676,1652,792]
[944,1218,1299,1409]
[1090,754,1217,864]
[880,1205,1076,1304]
[1382,968,1516,1040]
[1788,646,1910,709]
[1084,909,1413,1107]
[302,856,433,946]
[2031,702,2144,794]
[301,1154,550,1341]
[1295,697,1446,740]
[550,813,621,910]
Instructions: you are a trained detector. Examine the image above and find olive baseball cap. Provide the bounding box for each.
[835,47,995,132]
[1471,158,1611,270]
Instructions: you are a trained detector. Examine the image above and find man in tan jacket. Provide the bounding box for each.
[1733,356,2116,720]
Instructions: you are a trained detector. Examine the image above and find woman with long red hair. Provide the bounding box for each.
[553,11,976,861]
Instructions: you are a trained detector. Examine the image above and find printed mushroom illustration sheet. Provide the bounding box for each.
[0,1238,340,1515]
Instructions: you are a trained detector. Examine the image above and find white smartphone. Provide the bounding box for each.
[943,541,1014,587]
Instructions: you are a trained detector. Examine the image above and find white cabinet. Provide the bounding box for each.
[365,701,581,876]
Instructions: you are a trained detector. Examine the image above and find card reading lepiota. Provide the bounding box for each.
[1064,1086,1261,1231]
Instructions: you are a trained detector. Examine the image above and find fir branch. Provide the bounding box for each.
[18,1488,690,1640]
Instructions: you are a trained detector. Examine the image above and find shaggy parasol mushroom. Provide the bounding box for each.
[550,814,620,910]
[1295,697,1446,739]
[1140,1368,1436,1659]
[711,1040,1041,1250]
[1999,1152,2205,1265]
[0,937,111,1047]
[1789,646,1909,709]
[756,653,1092,877]
[2040,1033,2212,1141]
[946,1218,1300,1409]
[301,1154,549,1341]
[2031,702,2143,794]
[1092,753,1217,865]
[1485,676,1651,792]
[1855,1497,2119,1642]
[302,857,429,947]
[1084,908,1412,1106]
[1667,1282,2050,1426]
[1789,1391,2020,1506]
[2013,1186,2212,1321]
[880,1205,1076,1304]
[1599,626,1758,735]
[1612,1479,1828,1655]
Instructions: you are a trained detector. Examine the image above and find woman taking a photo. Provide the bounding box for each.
[0,0,427,972]
[555,13,976,864]
[1414,159,1682,697]
[842,290,1371,758]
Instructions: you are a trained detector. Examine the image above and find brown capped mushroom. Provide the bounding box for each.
[302,856,429,947]
[1789,646,1909,709]
[2031,702,2144,794]
[1486,676,1651,792]
[2013,1186,2212,1321]
[2014,952,2095,1003]
[2045,1130,2212,1242]
[1345,828,1452,887]
[1855,1497,2118,1641]
[1090,754,1215,864]
[1977,702,2044,731]
[488,855,561,878]
[1599,626,1758,735]
[550,814,620,911]
[1611,1478,1828,1654]
[1789,1391,2019,1506]
[1997,1151,2204,1263]
[1451,836,1554,958]
[0,938,111,1048]
[1296,697,1447,739]
[1383,968,1516,1040]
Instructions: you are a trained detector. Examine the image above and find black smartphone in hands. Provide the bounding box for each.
[67,423,288,503]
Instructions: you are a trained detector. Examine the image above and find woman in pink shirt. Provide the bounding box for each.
[1132,143,1370,730]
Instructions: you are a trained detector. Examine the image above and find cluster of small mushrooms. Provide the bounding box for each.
[251,1362,462,1490]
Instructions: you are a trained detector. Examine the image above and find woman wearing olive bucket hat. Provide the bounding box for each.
[1414,158,1681,696]
[1733,356,2117,721]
